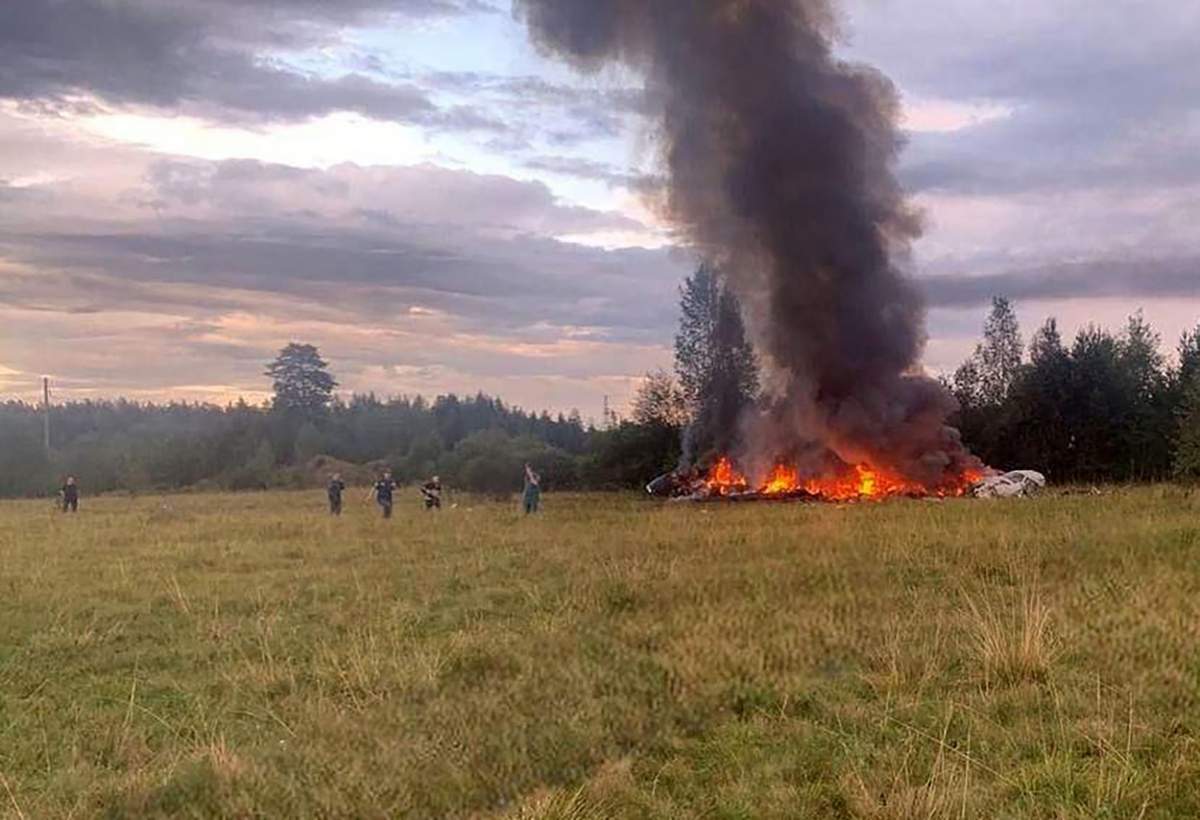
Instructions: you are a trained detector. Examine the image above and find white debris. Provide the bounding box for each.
[971,470,1047,499]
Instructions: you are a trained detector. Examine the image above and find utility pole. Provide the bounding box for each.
[43,376,51,453]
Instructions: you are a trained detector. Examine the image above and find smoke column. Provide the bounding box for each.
[516,0,980,486]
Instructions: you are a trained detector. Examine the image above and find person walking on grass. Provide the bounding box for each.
[420,475,442,511]
[327,472,346,516]
[522,463,541,515]
[60,475,79,513]
[367,470,398,519]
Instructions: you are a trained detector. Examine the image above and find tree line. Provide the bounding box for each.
[0,387,602,498]
[623,287,1200,485]
[949,298,1200,482]
[0,264,754,498]
[5,267,1195,498]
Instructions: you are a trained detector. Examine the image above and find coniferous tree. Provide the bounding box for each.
[673,263,759,460]
[952,297,1024,465]
[1176,325,1200,390]
[1119,311,1172,478]
[265,343,337,417]
[1011,317,1073,477]
[976,296,1024,407]
[675,263,720,409]
[1173,377,1200,481]
[1064,325,1129,481]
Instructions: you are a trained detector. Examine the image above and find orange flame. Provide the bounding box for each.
[762,463,800,494]
[705,457,749,495]
[702,457,980,501]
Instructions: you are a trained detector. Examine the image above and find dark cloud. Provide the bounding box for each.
[0,156,683,345]
[864,4,1200,112]
[901,107,1200,197]
[2,228,680,341]
[840,1,1200,199]
[138,157,646,236]
[0,142,682,406]
[922,256,1200,309]
[0,0,497,126]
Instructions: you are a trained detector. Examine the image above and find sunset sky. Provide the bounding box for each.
[2,0,1198,417]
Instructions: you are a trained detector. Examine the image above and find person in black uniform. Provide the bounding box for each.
[369,470,397,519]
[420,475,442,511]
[326,472,346,516]
[60,475,79,513]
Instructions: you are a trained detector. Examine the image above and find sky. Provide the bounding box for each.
[1,0,1198,417]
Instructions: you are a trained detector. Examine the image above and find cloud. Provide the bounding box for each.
[412,71,652,146]
[521,155,663,192]
[0,0,498,127]
[141,158,646,235]
[839,0,1200,202]
[3,0,1198,414]
[0,131,686,409]
[921,256,1200,309]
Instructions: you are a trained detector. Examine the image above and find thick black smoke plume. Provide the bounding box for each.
[516,0,981,487]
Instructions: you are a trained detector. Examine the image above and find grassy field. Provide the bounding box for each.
[1,487,1199,818]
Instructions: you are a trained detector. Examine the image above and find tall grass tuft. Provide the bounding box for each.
[965,588,1058,689]
[847,714,973,820]
[506,786,610,820]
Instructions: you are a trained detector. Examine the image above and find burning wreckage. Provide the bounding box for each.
[647,461,1044,503]
[517,1,1044,501]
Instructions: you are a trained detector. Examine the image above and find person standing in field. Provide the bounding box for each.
[367,470,397,519]
[327,472,346,516]
[60,475,79,513]
[420,475,442,511]
[522,463,541,515]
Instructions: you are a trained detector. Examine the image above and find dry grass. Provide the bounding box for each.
[965,588,1059,689]
[505,786,610,820]
[1,487,1199,817]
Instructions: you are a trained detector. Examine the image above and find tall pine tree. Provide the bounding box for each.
[674,263,758,461]
[265,343,337,418]
[978,296,1024,406]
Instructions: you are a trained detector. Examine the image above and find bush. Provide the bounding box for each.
[586,422,681,490]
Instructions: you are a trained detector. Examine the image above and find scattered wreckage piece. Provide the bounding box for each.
[650,468,1050,503]
[970,470,1047,499]
[1054,485,1105,496]
[648,472,911,504]
[670,488,825,504]
[646,472,688,498]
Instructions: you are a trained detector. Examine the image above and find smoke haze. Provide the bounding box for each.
[516,0,981,486]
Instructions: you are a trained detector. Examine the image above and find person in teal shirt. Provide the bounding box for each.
[522,463,541,515]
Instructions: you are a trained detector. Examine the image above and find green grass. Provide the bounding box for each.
[1,487,1199,818]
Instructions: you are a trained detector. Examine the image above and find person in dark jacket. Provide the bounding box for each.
[60,475,79,513]
[420,475,442,511]
[368,470,397,519]
[327,473,346,516]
